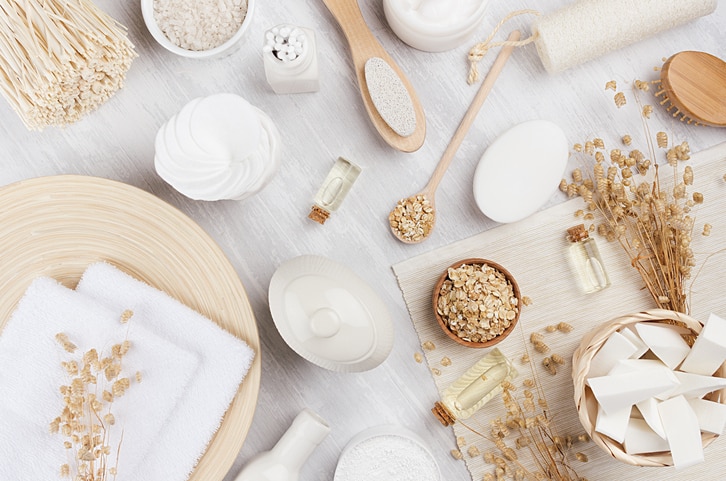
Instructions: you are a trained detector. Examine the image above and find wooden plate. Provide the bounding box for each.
[0,175,260,481]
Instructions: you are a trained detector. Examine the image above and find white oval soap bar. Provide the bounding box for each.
[473,120,568,223]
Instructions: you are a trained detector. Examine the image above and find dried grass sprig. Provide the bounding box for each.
[456,334,589,481]
[561,81,704,314]
[51,310,137,480]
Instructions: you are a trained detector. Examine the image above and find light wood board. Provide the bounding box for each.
[0,175,261,481]
[393,143,726,480]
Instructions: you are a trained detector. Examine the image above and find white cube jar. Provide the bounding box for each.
[383,0,489,52]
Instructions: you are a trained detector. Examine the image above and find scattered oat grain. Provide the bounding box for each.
[413,352,423,363]
[557,322,574,333]
[533,341,550,354]
[545,325,557,333]
[656,131,668,148]
[614,92,626,107]
[693,192,704,204]
[576,452,589,462]
[441,356,452,367]
[451,449,464,460]
[622,134,632,146]
[703,223,712,236]
[605,80,617,91]
[542,357,557,375]
[467,445,480,457]
[457,436,467,448]
[521,296,532,306]
[431,367,441,376]
[520,353,530,364]
[422,341,436,351]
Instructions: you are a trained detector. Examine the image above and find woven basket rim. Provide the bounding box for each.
[572,309,724,467]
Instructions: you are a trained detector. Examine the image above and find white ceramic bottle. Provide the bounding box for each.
[233,409,330,481]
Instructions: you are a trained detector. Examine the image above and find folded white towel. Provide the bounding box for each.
[0,277,199,481]
[76,262,255,481]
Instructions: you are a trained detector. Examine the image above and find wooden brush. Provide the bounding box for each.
[655,51,726,127]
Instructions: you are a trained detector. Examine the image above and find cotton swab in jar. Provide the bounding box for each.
[263,25,308,62]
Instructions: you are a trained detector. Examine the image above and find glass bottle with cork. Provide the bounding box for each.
[308,157,361,224]
[566,224,610,293]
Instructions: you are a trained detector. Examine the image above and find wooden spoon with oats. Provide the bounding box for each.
[388,30,520,244]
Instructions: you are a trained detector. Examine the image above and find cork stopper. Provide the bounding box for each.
[566,224,589,243]
[431,401,455,427]
[308,205,330,224]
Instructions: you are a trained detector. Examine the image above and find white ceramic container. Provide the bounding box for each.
[383,0,489,52]
[141,0,256,59]
[268,255,394,372]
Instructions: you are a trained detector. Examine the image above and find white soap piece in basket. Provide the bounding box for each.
[669,371,726,399]
[588,367,678,414]
[636,397,666,439]
[620,327,650,359]
[634,322,692,369]
[595,404,632,443]
[688,397,726,435]
[681,313,726,375]
[658,395,704,470]
[607,358,669,375]
[588,331,641,378]
[624,418,671,455]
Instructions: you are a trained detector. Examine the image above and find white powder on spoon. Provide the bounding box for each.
[334,433,440,481]
[153,0,248,51]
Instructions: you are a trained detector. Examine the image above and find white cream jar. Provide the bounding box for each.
[383,0,489,52]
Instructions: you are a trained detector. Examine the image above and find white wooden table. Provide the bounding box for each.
[1,1,724,480]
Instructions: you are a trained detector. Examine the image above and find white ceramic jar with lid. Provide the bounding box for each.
[383,0,489,52]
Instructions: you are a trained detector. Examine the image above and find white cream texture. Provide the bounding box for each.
[397,0,482,28]
[154,93,280,201]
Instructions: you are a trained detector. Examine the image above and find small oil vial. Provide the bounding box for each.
[432,348,517,426]
[263,24,319,94]
[566,224,610,293]
[308,157,361,224]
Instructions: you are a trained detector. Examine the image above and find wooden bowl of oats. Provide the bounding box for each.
[432,258,521,348]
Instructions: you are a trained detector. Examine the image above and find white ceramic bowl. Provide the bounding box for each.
[383,0,489,52]
[334,425,441,481]
[268,255,394,373]
[141,0,255,59]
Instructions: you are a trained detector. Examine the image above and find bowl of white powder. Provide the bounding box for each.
[141,0,255,58]
[334,425,440,481]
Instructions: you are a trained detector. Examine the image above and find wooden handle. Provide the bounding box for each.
[321,0,427,152]
[425,30,521,193]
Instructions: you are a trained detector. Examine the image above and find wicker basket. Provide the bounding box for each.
[572,309,726,467]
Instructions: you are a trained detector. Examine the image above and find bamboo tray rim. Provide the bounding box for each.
[0,174,261,481]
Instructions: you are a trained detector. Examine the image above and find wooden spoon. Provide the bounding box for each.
[656,51,726,127]
[388,30,521,244]
[322,0,426,152]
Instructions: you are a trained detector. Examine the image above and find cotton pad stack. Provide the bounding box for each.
[154,93,280,201]
[573,311,726,469]
[532,0,717,73]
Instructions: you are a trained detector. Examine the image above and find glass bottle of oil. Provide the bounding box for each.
[566,224,610,293]
[432,348,517,426]
[308,157,361,224]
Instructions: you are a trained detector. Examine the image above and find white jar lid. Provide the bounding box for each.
[268,255,394,372]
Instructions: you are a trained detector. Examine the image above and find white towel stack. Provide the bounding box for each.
[0,262,255,481]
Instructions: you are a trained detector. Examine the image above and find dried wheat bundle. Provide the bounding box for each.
[0,0,136,130]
